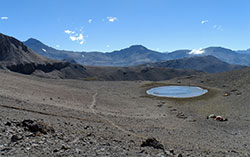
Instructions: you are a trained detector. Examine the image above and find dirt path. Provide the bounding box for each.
[0,103,102,123]
[89,92,146,139]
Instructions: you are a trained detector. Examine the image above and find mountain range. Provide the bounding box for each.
[0,33,200,81]
[24,38,250,66]
[24,38,169,67]
[0,33,248,81]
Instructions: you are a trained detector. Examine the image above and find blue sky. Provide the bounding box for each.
[1,0,250,52]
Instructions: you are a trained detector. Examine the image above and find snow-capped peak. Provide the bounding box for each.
[189,48,205,55]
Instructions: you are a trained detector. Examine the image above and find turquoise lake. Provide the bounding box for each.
[147,86,208,98]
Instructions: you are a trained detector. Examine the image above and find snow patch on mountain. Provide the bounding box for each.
[189,48,205,55]
[42,48,47,52]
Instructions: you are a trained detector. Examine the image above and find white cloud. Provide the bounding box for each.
[88,19,92,23]
[201,20,208,24]
[56,45,60,48]
[69,33,83,41]
[69,33,85,44]
[64,30,75,34]
[213,25,223,31]
[65,28,85,45]
[1,17,8,20]
[107,17,118,22]
[106,45,110,48]
[189,48,205,55]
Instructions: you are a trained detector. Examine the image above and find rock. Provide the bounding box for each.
[170,109,177,112]
[141,138,164,150]
[86,133,94,137]
[4,122,11,126]
[157,104,163,107]
[177,154,183,157]
[231,89,237,92]
[84,126,90,129]
[76,148,81,154]
[21,119,55,134]
[1,147,12,151]
[236,92,242,96]
[169,149,174,154]
[26,147,31,151]
[53,149,59,153]
[11,135,23,142]
[61,144,70,150]
[32,143,39,147]
[176,113,187,119]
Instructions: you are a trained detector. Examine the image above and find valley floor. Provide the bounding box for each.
[0,70,250,156]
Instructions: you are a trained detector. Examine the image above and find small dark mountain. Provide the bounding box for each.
[0,33,89,79]
[144,55,245,73]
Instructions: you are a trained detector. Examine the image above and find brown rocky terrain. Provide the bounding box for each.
[0,67,250,156]
[0,33,89,79]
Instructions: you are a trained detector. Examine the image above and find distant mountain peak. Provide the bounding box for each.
[128,45,148,50]
[204,46,233,51]
[24,38,48,49]
[25,38,43,43]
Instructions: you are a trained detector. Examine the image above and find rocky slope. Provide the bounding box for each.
[0,33,89,79]
[144,55,245,73]
[1,68,250,156]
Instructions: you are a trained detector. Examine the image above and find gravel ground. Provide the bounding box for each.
[0,70,250,156]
